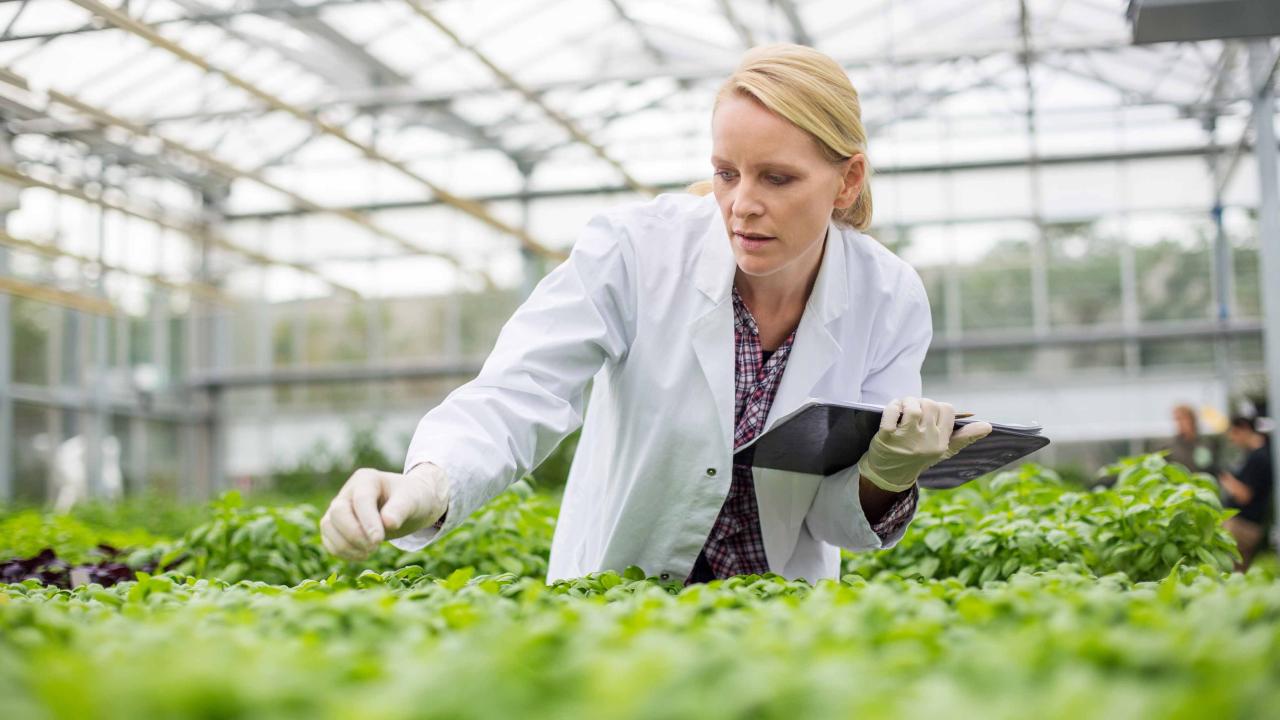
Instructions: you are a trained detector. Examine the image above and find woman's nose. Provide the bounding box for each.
[731,181,765,218]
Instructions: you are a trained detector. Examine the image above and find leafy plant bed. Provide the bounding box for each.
[844,454,1241,583]
[1,566,1277,719]
[0,454,1272,719]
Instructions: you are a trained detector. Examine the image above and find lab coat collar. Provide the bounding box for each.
[693,212,850,325]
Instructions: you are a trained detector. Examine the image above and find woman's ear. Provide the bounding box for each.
[834,153,866,210]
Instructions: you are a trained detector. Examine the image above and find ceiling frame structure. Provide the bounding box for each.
[59,0,562,263]
[0,0,1270,292]
[6,68,488,283]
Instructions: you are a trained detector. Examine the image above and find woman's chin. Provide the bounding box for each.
[733,255,783,277]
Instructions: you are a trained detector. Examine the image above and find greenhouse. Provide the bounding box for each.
[1,0,1278,717]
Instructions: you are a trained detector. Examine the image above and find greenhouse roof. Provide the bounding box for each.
[0,0,1275,297]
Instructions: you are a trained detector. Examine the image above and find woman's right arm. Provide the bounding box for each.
[321,212,638,559]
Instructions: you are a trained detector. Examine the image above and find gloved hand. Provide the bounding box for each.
[320,462,449,561]
[857,397,993,492]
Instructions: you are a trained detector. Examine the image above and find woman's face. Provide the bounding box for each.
[710,92,864,281]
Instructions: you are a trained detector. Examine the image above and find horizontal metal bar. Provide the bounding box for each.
[188,357,486,389]
[226,143,1251,221]
[0,275,115,314]
[931,319,1263,351]
[8,382,205,422]
[0,0,384,43]
[141,38,1148,125]
[0,161,362,296]
[190,319,1265,389]
[0,230,230,303]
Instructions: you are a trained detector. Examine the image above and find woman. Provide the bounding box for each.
[320,44,991,584]
[1165,404,1220,476]
[1219,414,1273,570]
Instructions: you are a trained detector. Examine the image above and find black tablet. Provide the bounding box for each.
[732,400,1051,489]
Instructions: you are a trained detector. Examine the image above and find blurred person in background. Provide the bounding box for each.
[319,44,992,584]
[41,434,124,513]
[1219,415,1273,571]
[1163,404,1221,477]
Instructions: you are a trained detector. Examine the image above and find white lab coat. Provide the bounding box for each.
[391,192,931,583]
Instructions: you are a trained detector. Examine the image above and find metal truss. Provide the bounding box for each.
[0,0,1270,262]
[34,0,563,266]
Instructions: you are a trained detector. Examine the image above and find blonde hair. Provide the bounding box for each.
[688,43,874,231]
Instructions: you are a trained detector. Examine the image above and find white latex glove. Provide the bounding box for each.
[856,397,993,493]
[320,462,449,561]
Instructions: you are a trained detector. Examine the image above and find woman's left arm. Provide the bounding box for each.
[859,478,911,524]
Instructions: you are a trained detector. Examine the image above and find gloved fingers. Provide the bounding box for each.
[319,522,360,561]
[320,508,368,561]
[379,483,420,535]
[937,402,956,434]
[920,398,939,432]
[319,524,342,557]
[900,396,923,430]
[948,421,993,453]
[880,398,904,432]
[324,495,375,557]
[349,471,387,545]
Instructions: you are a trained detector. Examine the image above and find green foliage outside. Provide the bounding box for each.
[270,425,401,497]
[58,494,210,539]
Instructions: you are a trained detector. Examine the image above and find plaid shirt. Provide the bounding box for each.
[687,286,917,583]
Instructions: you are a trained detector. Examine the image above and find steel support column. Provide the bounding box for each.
[83,200,110,500]
[1247,40,1280,543]
[195,190,229,497]
[0,129,14,503]
[0,216,10,504]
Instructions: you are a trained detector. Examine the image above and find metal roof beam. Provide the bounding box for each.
[222,0,532,167]
[0,229,230,303]
[225,143,1254,221]
[0,274,115,314]
[606,0,668,65]
[65,0,560,261]
[0,0,382,43]
[772,0,813,46]
[0,161,363,296]
[137,38,1160,125]
[28,77,485,280]
[167,0,379,89]
[399,0,656,196]
[716,0,756,48]
[3,68,489,282]
[524,83,687,162]
[1215,40,1280,198]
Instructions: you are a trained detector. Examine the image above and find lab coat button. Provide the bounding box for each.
[706,468,717,477]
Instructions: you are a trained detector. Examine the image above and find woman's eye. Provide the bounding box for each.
[714,170,736,181]
[766,175,790,185]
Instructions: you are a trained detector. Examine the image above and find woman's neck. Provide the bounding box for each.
[734,237,826,317]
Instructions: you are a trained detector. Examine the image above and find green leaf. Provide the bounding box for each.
[924,527,950,552]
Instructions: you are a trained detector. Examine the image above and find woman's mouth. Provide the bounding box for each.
[735,232,776,248]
